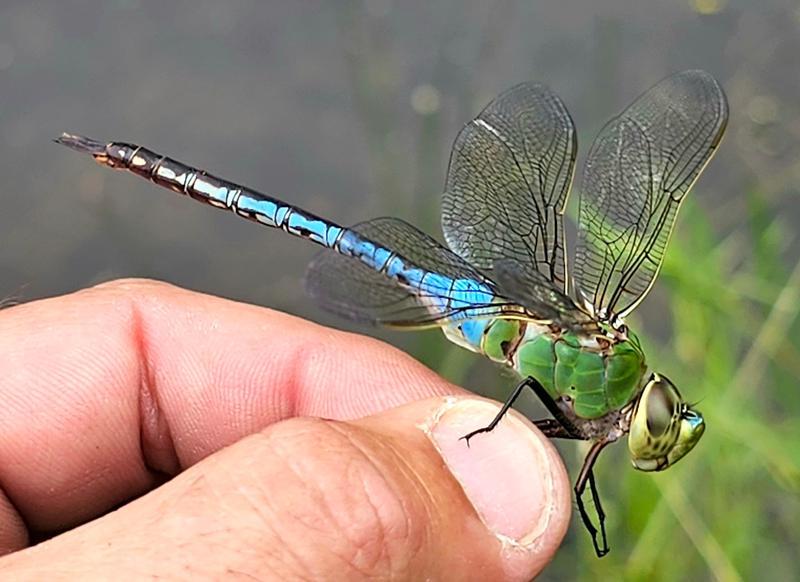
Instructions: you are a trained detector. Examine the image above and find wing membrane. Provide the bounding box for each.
[573,70,728,320]
[305,217,589,328]
[442,82,577,292]
[306,217,506,327]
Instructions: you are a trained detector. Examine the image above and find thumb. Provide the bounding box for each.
[0,396,571,581]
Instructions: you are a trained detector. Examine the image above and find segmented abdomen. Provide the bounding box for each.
[76,138,498,325]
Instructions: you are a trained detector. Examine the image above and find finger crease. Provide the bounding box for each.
[129,298,180,477]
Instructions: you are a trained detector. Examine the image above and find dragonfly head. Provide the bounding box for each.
[627,372,705,472]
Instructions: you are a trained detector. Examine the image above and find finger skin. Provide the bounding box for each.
[0,398,571,581]
[0,279,462,544]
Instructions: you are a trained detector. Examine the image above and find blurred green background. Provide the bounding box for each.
[1,0,798,579]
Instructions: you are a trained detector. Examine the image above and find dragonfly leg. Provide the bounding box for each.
[460,376,538,446]
[575,439,611,557]
[526,377,582,437]
[529,381,610,554]
[460,376,585,444]
[588,470,607,546]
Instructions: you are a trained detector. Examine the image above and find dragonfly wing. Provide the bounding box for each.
[442,82,577,293]
[305,217,587,328]
[306,251,465,327]
[490,259,595,329]
[305,217,512,328]
[573,70,728,321]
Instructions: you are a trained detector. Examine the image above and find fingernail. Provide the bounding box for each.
[426,397,564,545]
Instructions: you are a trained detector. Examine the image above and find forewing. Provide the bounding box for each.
[305,217,588,328]
[573,70,728,320]
[489,259,596,329]
[442,82,577,293]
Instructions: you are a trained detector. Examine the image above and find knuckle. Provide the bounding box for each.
[89,278,178,295]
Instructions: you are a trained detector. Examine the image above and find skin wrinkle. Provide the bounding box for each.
[240,425,351,577]
[128,295,178,479]
[267,327,343,420]
[276,338,305,421]
[236,481,314,581]
[295,340,346,419]
[373,432,438,572]
[339,462,392,579]
[325,423,412,578]
[85,281,179,480]
[269,419,420,578]
[244,438,326,580]
[0,464,26,549]
[223,568,264,581]
[169,459,312,581]
[0,490,28,552]
[279,421,393,578]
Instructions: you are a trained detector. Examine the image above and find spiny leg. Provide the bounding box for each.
[538,389,610,556]
[460,376,537,445]
[527,376,582,436]
[460,376,583,444]
[532,387,608,554]
[575,440,611,557]
[588,470,607,550]
[533,384,610,555]
[575,469,602,556]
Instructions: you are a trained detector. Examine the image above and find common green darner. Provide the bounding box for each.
[56,69,728,556]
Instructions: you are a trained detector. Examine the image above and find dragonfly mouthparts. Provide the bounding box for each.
[54,133,108,156]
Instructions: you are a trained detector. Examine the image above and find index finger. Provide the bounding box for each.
[0,279,463,544]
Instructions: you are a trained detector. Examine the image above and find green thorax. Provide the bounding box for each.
[513,326,646,419]
[445,318,647,420]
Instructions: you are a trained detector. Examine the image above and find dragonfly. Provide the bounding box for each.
[56,69,728,557]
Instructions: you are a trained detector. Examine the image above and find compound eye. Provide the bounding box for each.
[645,377,680,437]
[629,374,689,471]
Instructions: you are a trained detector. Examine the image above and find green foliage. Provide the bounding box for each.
[412,194,800,580]
[550,195,799,580]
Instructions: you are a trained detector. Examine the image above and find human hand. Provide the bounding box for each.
[0,280,570,580]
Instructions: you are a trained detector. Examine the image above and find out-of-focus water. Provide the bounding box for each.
[1,1,796,315]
